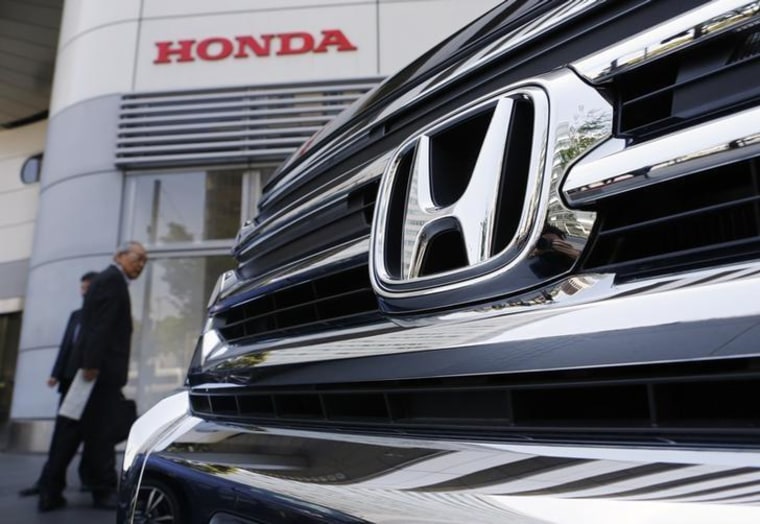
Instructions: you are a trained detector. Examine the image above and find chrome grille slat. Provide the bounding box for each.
[233,153,389,284]
[573,0,760,82]
[597,194,760,236]
[581,156,760,279]
[213,263,380,345]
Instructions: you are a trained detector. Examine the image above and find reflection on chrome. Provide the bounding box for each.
[563,106,760,205]
[243,237,369,296]
[236,153,389,260]
[124,409,760,523]
[198,261,760,370]
[573,0,760,82]
[415,0,603,109]
[122,391,191,473]
[207,269,239,306]
[199,325,225,363]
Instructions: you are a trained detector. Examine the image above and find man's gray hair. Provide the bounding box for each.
[115,240,142,256]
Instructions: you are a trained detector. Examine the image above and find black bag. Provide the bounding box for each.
[112,398,137,443]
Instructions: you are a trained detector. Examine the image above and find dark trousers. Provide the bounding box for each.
[80,382,120,496]
[39,381,119,498]
[35,381,92,490]
[38,416,84,496]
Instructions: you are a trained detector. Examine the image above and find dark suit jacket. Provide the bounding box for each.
[68,264,133,387]
[50,308,82,391]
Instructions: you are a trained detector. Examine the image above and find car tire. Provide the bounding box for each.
[134,477,183,523]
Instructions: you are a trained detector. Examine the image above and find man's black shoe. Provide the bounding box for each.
[92,491,118,510]
[18,485,40,497]
[38,492,67,512]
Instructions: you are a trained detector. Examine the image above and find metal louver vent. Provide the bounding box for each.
[115,78,380,169]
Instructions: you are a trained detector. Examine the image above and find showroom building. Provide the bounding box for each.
[0,0,500,449]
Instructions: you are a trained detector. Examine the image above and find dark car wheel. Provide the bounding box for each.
[134,478,183,523]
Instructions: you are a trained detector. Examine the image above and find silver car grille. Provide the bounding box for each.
[568,2,760,280]
[215,2,760,345]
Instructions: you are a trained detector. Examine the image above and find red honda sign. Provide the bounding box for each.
[154,29,358,64]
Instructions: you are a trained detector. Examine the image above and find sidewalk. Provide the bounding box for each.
[0,452,115,524]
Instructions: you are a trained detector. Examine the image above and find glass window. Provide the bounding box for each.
[121,166,277,412]
[125,256,235,411]
[20,154,42,184]
[126,168,244,246]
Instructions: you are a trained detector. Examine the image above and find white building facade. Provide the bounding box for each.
[2,0,501,448]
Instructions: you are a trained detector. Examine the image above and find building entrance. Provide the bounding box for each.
[0,312,21,422]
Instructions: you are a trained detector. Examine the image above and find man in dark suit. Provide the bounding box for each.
[38,241,147,512]
[18,271,98,499]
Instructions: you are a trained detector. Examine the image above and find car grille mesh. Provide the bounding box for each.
[581,157,760,280]
[236,181,378,280]
[611,25,760,141]
[213,264,380,345]
[190,358,760,446]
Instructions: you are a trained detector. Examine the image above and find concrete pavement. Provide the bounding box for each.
[0,452,115,524]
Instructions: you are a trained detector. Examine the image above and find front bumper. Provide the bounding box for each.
[120,389,760,524]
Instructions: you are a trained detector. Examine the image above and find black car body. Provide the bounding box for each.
[119,1,760,522]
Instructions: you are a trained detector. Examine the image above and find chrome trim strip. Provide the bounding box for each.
[563,106,760,205]
[203,319,398,365]
[235,153,389,259]
[573,0,760,82]
[418,0,604,94]
[204,260,760,369]
[230,237,370,301]
[203,237,392,364]
[213,236,370,307]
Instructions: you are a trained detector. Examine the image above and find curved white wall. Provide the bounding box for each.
[0,121,45,311]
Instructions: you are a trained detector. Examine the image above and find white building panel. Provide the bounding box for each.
[0,188,38,225]
[0,122,44,261]
[30,172,124,264]
[378,0,503,74]
[142,0,367,18]
[0,222,35,265]
[10,348,61,418]
[16,254,110,356]
[58,0,142,50]
[49,22,139,116]
[134,6,376,91]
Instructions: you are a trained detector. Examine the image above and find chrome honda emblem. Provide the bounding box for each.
[400,97,516,278]
[370,70,612,302]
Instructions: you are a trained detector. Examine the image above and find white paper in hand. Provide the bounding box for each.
[58,369,95,420]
